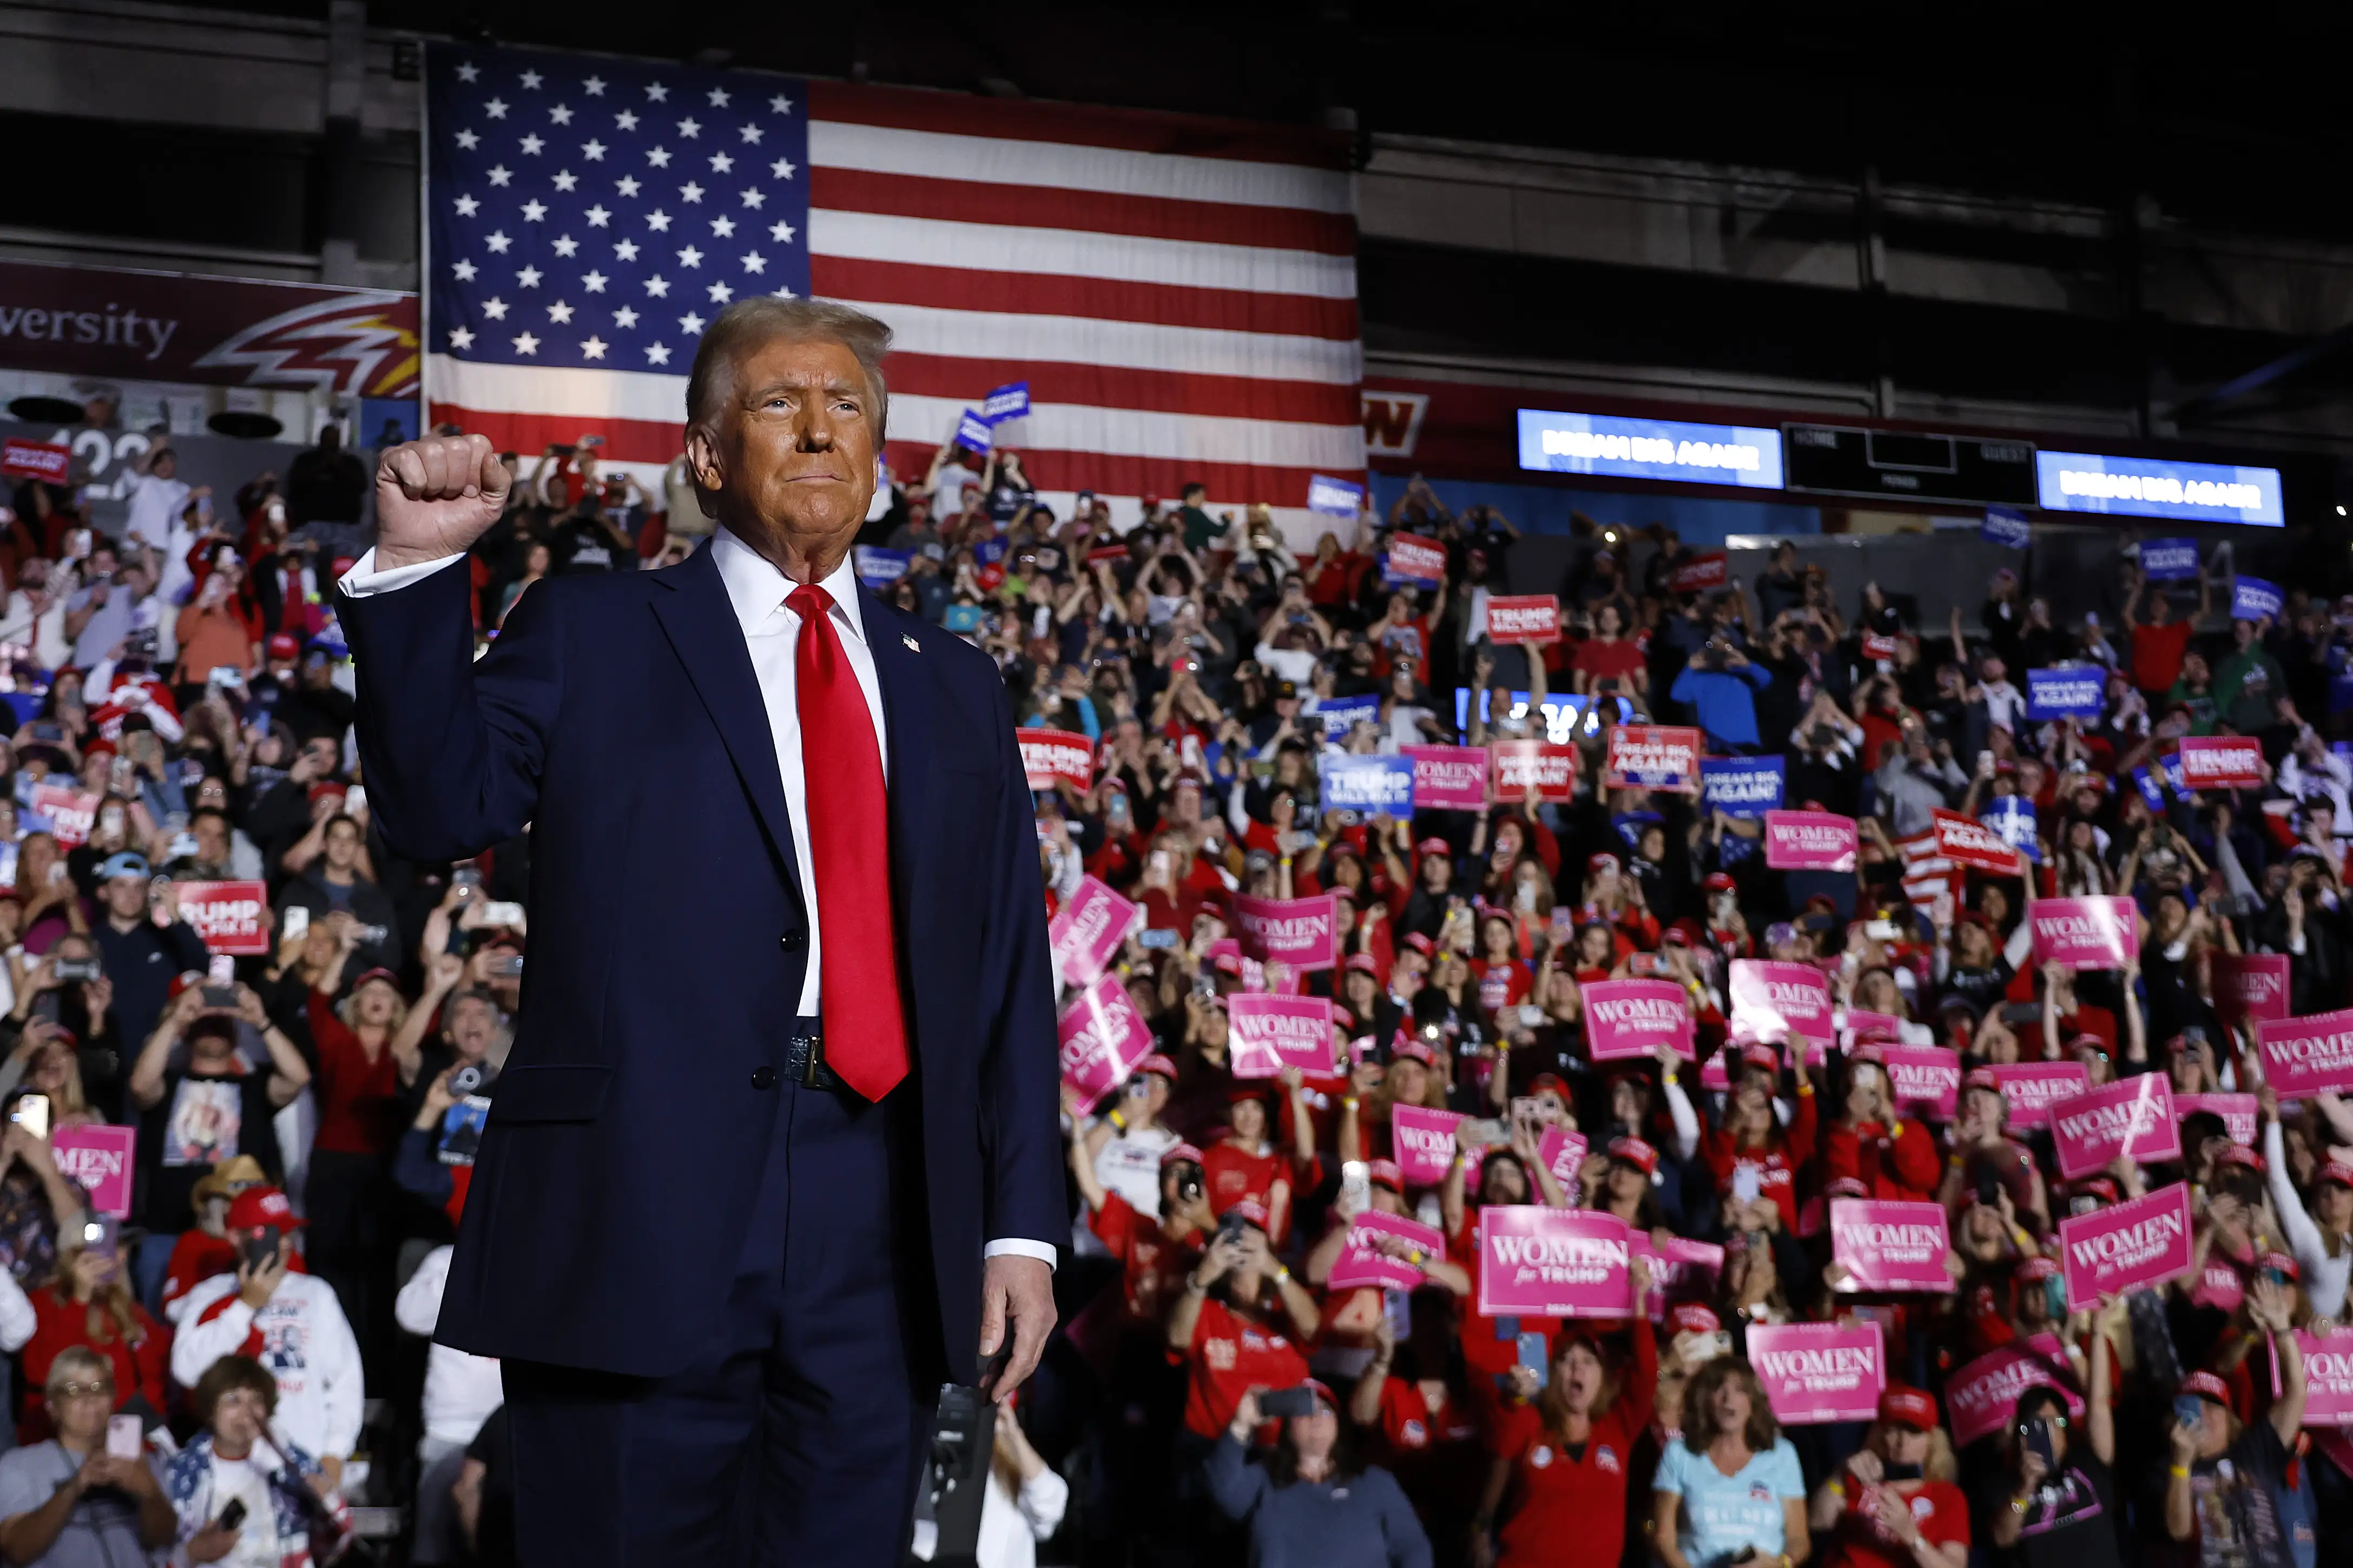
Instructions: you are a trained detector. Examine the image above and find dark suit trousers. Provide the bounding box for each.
[503,1026,934,1566]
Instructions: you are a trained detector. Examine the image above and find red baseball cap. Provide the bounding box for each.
[226,1185,305,1233]
[1343,952,1379,975]
[1400,932,1436,957]
[2178,1371,2232,1406]
[1963,1067,2002,1093]
[1221,1199,1270,1232]
[1824,1176,1869,1200]
[2216,1144,2265,1173]
[2259,1251,2301,1281]
[1587,852,1620,875]
[1390,1038,1438,1069]
[351,967,401,993]
[1367,1158,1404,1193]
[266,632,300,660]
[1879,1385,1939,1431]
[1160,1142,1205,1169]
[1609,1136,1658,1175]
[1415,837,1451,857]
[2318,1160,2353,1189]
[2017,1256,2061,1283]
[2070,1175,2121,1205]
[1704,871,1736,892]
[1528,1073,1570,1100]
[1136,1054,1177,1080]
[1739,1042,1779,1073]
[1668,1303,1722,1338]
[1227,1082,1276,1107]
[1848,1042,1886,1067]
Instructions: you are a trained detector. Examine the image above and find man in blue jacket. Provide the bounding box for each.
[337,297,1062,1566]
[1670,639,1774,752]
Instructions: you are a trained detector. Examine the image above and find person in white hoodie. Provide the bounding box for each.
[168,1186,364,1491]
[396,1243,503,1565]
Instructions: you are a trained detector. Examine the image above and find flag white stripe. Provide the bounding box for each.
[427,355,1362,468]
[829,298,1362,386]
[807,120,1355,215]
[808,209,1357,300]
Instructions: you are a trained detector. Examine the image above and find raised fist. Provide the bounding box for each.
[374,434,511,571]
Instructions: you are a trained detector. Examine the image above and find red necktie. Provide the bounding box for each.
[786,584,909,1100]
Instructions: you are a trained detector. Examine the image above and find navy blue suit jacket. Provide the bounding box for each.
[340,544,1063,1379]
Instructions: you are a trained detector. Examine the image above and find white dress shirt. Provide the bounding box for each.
[338,537,1054,1268]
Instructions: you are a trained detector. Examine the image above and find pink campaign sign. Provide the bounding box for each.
[1747,1321,1887,1425]
[1403,745,1488,810]
[1232,893,1338,971]
[1389,1104,1465,1187]
[2256,1009,2353,1097]
[2211,953,2290,1029]
[1729,961,1835,1051]
[2058,1182,2194,1311]
[1989,1062,2091,1130]
[1049,876,1139,989]
[2178,1093,2259,1148]
[2298,1329,2353,1427]
[1763,810,1858,872]
[1476,1207,1634,1319]
[2049,1074,2180,1179]
[1537,1126,1589,1192]
[1228,994,1334,1079]
[50,1125,136,1220]
[1629,1233,1725,1320]
[1879,1045,1961,1120]
[1830,1199,1954,1294]
[1056,974,1156,1105]
[2029,896,2139,970]
[1328,1211,1448,1293]
[1579,978,1696,1061]
[1946,1335,2085,1446]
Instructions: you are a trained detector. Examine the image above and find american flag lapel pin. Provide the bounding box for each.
[902,634,920,652]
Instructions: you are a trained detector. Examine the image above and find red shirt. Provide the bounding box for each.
[307,991,405,1156]
[1182,1294,1309,1439]
[2131,618,2194,694]
[1820,1477,1970,1568]
[161,1229,238,1319]
[1471,958,1532,1014]
[1375,1375,1489,1521]
[1087,1191,1200,1329]
[1491,1315,1658,1567]
[20,1288,169,1444]
[1202,1141,1289,1241]
[1568,637,1646,689]
[1698,1088,1818,1232]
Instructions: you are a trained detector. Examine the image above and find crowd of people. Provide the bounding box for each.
[2,398,2351,1568]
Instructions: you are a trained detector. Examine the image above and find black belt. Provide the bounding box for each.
[783,1026,840,1090]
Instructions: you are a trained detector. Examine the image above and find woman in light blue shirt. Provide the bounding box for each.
[1650,1357,1811,1568]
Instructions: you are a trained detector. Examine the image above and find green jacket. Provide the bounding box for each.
[2212,643,2285,734]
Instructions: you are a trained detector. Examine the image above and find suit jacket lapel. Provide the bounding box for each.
[859,586,936,922]
[649,548,807,917]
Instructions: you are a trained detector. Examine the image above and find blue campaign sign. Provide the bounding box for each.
[2159,750,2186,792]
[2132,768,2166,811]
[981,381,1030,422]
[1320,754,1416,815]
[954,408,995,454]
[1314,694,1382,735]
[973,537,1010,567]
[1307,474,1365,517]
[2035,451,2284,527]
[1981,796,2040,863]
[2232,576,2283,624]
[2138,538,2200,581]
[853,546,911,588]
[1515,409,1784,489]
[1699,755,1785,819]
[2026,667,2106,722]
[1981,506,2033,549]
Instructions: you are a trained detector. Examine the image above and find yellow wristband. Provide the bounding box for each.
[2170,1465,2190,1479]
[1107,1108,1126,1130]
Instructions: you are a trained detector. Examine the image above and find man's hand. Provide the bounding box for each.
[375,433,511,572]
[976,1253,1054,1406]
[237,1249,288,1311]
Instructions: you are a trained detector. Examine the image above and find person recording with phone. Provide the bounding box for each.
[2153,1276,2306,1566]
[169,1187,364,1492]
[21,1219,164,1447]
[1211,1380,1432,1568]
[0,1345,174,1566]
[87,849,208,1076]
[1982,1292,2125,1568]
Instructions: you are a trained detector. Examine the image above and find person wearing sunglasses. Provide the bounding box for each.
[0,1345,174,1566]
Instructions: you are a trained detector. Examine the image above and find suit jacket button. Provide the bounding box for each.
[780,931,805,951]
[750,1066,778,1090]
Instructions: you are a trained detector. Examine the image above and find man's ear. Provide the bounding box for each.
[685,425,726,499]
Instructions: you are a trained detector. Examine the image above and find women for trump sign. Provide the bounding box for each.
[1056,974,1156,1104]
[1579,978,1696,1061]
[1048,876,1139,989]
[1227,994,1335,1079]
[1746,1321,1886,1424]
[1476,1207,1634,1319]
[1988,1062,2090,1129]
[2048,1074,2179,1179]
[1946,1335,2084,1446]
[1830,1199,1954,1293]
[2058,1182,2194,1310]
[1403,745,1488,810]
[2297,1328,2353,1427]
[2256,1009,2353,1096]
[1763,810,1857,871]
[1389,1104,1465,1187]
[1328,1212,1448,1293]
[1728,961,1835,1051]
[1232,894,1337,970]
[2029,896,2138,970]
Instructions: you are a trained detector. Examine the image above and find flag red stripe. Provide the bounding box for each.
[883,353,1361,428]
[808,167,1356,256]
[811,256,1360,341]
[809,82,1353,171]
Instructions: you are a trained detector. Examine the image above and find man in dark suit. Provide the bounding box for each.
[338,297,1062,1565]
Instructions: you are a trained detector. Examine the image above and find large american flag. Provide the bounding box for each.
[424,43,1365,535]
